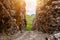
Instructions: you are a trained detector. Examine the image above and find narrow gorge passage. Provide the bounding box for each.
[0,0,60,40]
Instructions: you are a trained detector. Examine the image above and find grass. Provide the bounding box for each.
[26,14,34,31]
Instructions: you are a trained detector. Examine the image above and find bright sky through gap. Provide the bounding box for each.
[25,0,36,15]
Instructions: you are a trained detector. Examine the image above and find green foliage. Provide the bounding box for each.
[26,14,34,31]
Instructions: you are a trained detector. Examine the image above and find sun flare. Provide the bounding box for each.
[25,0,36,15]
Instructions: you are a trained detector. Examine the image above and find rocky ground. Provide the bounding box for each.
[0,31,49,40]
[0,31,60,40]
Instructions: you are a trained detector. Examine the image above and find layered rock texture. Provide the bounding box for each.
[0,0,26,35]
[32,0,60,34]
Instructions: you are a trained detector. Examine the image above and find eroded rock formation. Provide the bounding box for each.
[32,0,60,34]
[0,0,26,35]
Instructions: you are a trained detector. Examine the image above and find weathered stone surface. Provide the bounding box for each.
[0,0,26,35]
[32,0,60,34]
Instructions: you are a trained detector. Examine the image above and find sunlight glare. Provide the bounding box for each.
[25,0,36,15]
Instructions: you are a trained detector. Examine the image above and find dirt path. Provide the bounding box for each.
[12,31,49,40]
[0,31,60,40]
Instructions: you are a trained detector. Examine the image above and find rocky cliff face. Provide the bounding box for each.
[32,0,60,34]
[0,0,26,35]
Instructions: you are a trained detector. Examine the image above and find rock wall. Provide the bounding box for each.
[32,0,60,34]
[0,0,26,35]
